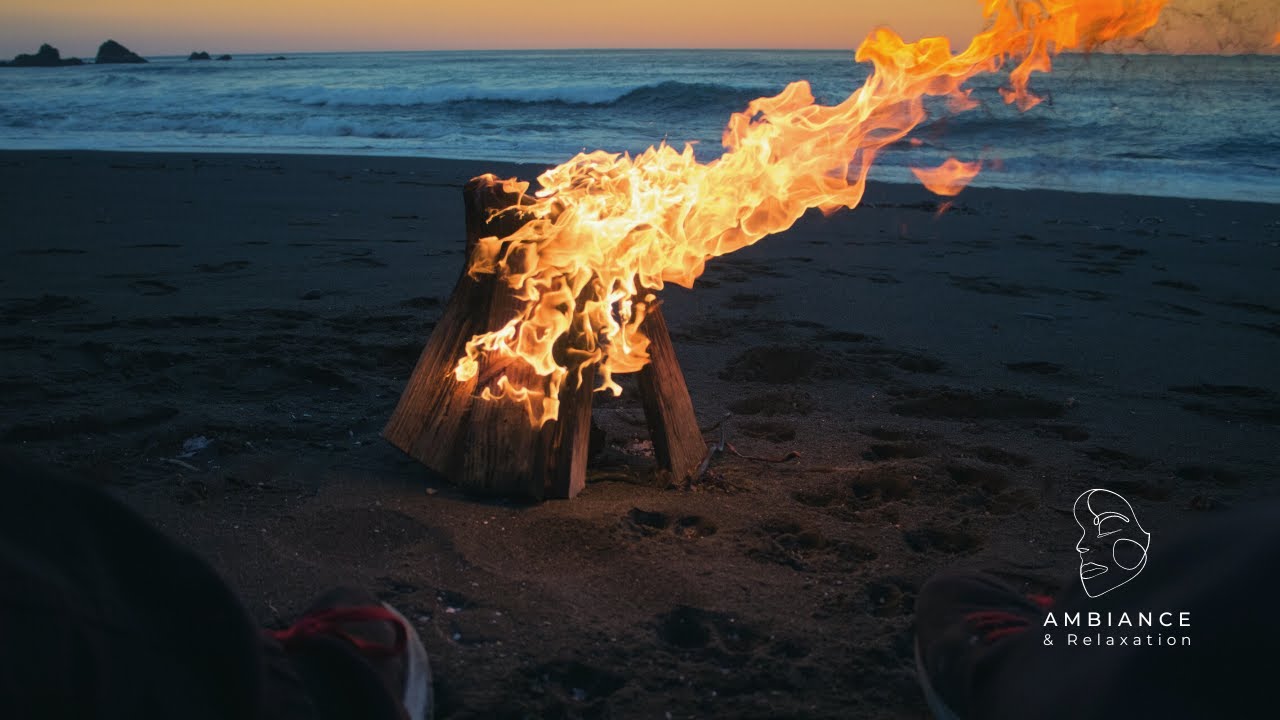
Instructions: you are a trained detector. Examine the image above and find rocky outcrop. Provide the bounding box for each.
[188,51,211,61]
[96,40,146,64]
[5,44,83,67]
[215,54,232,61]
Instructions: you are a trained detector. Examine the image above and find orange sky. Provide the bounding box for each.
[0,0,1276,58]
[0,1,978,57]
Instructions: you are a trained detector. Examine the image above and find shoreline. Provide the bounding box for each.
[4,147,1278,208]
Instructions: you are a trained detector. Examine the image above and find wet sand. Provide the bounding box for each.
[1,149,1277,718]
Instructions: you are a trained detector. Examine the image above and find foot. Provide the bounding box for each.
[913,571,1050,720]
[273,587,433,720]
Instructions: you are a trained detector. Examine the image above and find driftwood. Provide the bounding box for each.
[383,175,702,499]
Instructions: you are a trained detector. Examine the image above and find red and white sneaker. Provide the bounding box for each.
[273,587,433,720]
[913,571,1051,720]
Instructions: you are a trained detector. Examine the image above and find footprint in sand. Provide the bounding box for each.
[524,660,625,703]
[724,292,776,310]
[961,446,1031,467]
[848,465,916,504]
[16,247,86,255]
[727,390,816,416]
[891,387,1065,421]
[746,517,830,570]
[625,509,717,540]
[865,577,917,617]
[1005,360,1064,375]
[3,294,89,318]
[946,464,1011,493]
[1033,423,1090,442]
[655,605,761,654]
[1153,279,1200,292]
[719,345,820,383]
[902,521,984,554]
[1175,464,1243,488]
[1169,384,1280,425]
[721,343,942,384]
[130,280,178,296]
[195,260,251,273]
[738,419,796,443]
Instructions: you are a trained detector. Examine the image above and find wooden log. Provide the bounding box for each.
[384,174,596,499]
[458,240,555,498]
[636,304,705,485]
[381,178,502,474]
[544,363,595,499]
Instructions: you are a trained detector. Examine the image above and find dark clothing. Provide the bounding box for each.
[0,455,393,720]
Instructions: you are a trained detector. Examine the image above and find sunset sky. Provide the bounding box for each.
[1,0,1276,58]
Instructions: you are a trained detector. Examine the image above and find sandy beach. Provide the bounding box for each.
[2,149,1277,718]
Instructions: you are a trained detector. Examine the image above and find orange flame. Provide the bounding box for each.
[455,0,1167,426]
[912,157,984,196]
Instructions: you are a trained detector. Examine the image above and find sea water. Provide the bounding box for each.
[1,49,1277,203]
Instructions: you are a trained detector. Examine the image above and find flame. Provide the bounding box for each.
[911,157,984,196]
[454,0,1167,426]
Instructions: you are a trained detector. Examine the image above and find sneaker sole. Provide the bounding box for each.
[382,602,433,720]
[914,636,963,720]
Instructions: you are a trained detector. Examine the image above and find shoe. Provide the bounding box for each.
[913,571,1050,720]
[273,587,433,720]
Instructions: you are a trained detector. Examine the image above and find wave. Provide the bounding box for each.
[1,112,433,141]
[1178,136,1280,161]
[274,80,771,112]
[275,83,632,107]
[915,112,1058,139]
[1109,151,1171,160]
[56,73,152,89]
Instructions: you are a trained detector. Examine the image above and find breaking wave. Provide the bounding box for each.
[275,80,771,111]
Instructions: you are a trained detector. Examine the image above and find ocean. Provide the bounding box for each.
[2,49,1277,203]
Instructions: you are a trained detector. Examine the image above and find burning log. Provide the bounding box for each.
[383,175,702,500]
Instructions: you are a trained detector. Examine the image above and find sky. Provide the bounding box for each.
[0,0,1276,58]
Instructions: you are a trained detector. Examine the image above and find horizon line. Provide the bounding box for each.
[7,43,1279,60]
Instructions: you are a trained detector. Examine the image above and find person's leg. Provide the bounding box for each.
[0,452,274,718]
[0,453,430,720]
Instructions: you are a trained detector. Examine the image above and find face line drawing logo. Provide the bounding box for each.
[1073,488,1151,598]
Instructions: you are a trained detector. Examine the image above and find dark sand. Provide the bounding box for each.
[2,150,1277,718]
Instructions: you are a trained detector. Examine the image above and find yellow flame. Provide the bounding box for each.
[455,0,1167,426]
[912,157,984,196]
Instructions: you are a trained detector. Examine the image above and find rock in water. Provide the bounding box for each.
[96,40,146,64]
[215,54,232,61]
[7,43,84,67]
[188,51,211,61]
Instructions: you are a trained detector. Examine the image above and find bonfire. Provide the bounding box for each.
[386,0,1169,499]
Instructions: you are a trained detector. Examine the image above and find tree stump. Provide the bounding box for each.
[383,175,702,499]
